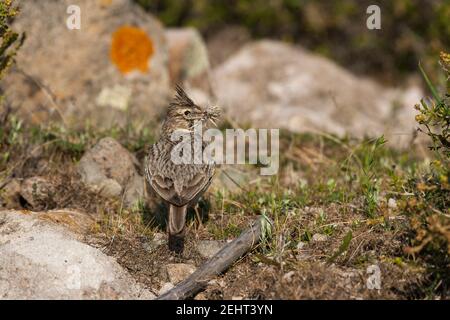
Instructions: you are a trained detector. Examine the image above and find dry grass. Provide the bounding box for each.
[0,111,448,299]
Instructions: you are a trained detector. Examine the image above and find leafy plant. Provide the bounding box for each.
[415,52,450,160]
[136,0,450,82]
[0,0,24,80]
[328,230,352,263]
[357,136,387,217]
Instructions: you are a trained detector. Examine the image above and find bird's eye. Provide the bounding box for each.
[184,110,191,116]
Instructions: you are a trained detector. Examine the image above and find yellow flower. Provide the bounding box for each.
[415,114,425,123]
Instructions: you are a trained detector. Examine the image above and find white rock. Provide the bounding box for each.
[158,282,174,296]
[197,240,226,259]
[282,271,295,283]
[0,179,22,208]
[0,211,154,299]
[296,241,307,250]
[143,233,166,252]
[312,233,328,242]
[388,198,397,209]
[20,176,55,209]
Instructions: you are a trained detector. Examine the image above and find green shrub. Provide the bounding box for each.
[415,51,450,163]
[0,0,23,80]
[0,0,24,173]
[404,52,450,297]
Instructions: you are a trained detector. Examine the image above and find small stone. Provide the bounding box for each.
[0,179,21,208]
[232,296,243,300]
[217,279,226,288]
[298,178,308,189]
[20,177,55,209]
[388,198,397,209]
[197,240,225,259]
[0,210,154,299]
[143,233,166,252]
[37,209,96,235]
[312,233,328,242]
[158,282,174,296]
[296,241,307,250]
[95,179,123,198]
[153,233,166,245]
[4,0,170,128]
[194,292,207,300]
[166,263,196,284]
[166,27,210,89]
[124,174,145,208]
[282,271,295,283]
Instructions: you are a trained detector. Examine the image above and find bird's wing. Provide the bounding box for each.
[173,167,214,205]
[147,172,177,202]
[145,145,214,207]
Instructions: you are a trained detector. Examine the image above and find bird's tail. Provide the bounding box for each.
[168,204,187,253]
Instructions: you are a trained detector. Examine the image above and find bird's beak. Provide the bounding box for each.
[204,106,221,127]
[208,117,218,127]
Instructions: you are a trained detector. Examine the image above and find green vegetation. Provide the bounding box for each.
[0,109,448,298]
[415,52,450,160]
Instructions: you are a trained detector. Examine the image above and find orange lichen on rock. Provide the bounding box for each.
[110,26,154,74]
[100,0,113,6]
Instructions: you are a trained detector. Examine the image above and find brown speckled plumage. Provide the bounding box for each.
[145,86,220,253]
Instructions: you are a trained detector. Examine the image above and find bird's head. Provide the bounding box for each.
[161,85,221,137]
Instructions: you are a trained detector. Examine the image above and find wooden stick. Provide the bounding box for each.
[157,216,264,300]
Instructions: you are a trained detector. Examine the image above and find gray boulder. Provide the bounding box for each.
[0,179,22,209]
[3,0,170,127]
[197,240,226,259]
[165,263,196,285]
[213,40,422,147]
[166,27,211,92]
[78,137,144,207]
[0,210,155,299]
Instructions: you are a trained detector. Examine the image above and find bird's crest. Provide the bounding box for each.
[170,85,195,108]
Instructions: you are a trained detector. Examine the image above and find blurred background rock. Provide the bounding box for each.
[136,0,449,84]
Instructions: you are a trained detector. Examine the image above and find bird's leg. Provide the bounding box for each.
[168,204,187,253]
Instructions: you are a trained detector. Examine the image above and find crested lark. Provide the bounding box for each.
[144,86,220,253]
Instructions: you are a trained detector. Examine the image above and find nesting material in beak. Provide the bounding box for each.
[205,105,221,127]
